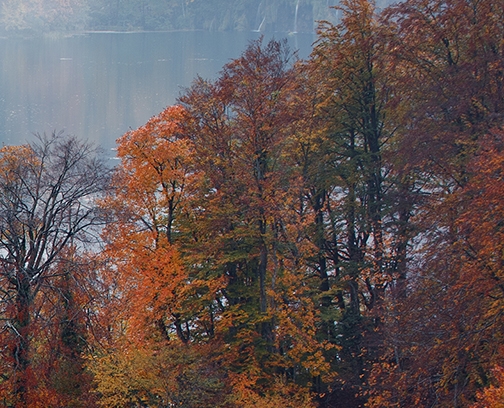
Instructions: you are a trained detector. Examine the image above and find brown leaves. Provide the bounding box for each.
[93,3,504,406]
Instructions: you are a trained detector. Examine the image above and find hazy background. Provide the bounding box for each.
[0,0,399,34]
[0,0,393,153]
[0,31,315,153]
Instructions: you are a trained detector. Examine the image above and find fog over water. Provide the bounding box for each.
[0,31,315,154]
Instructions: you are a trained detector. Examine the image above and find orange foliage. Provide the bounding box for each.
[91,3,504,406]
[473,364,504,408]
[101,104,218,345]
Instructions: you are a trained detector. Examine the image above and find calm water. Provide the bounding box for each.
[0,31,315,155]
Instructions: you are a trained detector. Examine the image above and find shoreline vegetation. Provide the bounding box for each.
[0,0,503,407]
[0,0,351,36]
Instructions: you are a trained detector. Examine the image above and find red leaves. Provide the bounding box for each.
[91,3,504,406]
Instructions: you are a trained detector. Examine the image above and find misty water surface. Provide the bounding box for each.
[0,31,315,155]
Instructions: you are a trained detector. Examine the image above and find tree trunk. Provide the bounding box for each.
[13,273,31,407]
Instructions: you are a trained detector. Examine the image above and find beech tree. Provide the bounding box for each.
[367,130,504,407]
[179,37,329,400]
[99,105,209,344]
[382,0,504,180]
[80,1,504,406]
[95,38,333,406]
[92,105,232,407]
[296,0,418,404]
[0,133,110,406]
[366,0,504,405]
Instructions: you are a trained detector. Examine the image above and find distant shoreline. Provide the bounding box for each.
[0,27,316,40]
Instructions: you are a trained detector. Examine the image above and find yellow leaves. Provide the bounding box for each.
[88,346,166,408]
[0,144,38,183]
[88,351,137,408]
[228,372,316,408]
[88,341,227,407]
[473,365,504,408]
[269,269,338,382]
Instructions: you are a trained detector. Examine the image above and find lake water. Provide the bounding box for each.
[0,31,315,155]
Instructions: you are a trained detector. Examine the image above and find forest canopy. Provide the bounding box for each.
[0,0,503,406]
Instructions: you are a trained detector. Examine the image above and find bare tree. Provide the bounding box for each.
[0,133,110,406]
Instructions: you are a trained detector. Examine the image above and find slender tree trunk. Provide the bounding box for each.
[13,273,32,407]
[258,240,268,314]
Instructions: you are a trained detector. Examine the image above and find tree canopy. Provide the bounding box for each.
[1,0,503,406]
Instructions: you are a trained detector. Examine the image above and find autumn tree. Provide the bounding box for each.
[290,0,418,404]
[87,1,504,406]
[366,129,504,407]
[99,104,211,344]
[472,364,504,408]
[94,38,333,406]
[92,105,232,407]
[0,133,110,407]
[365,0,504,405]
[382,0,504,180]
[179,38,333,402]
